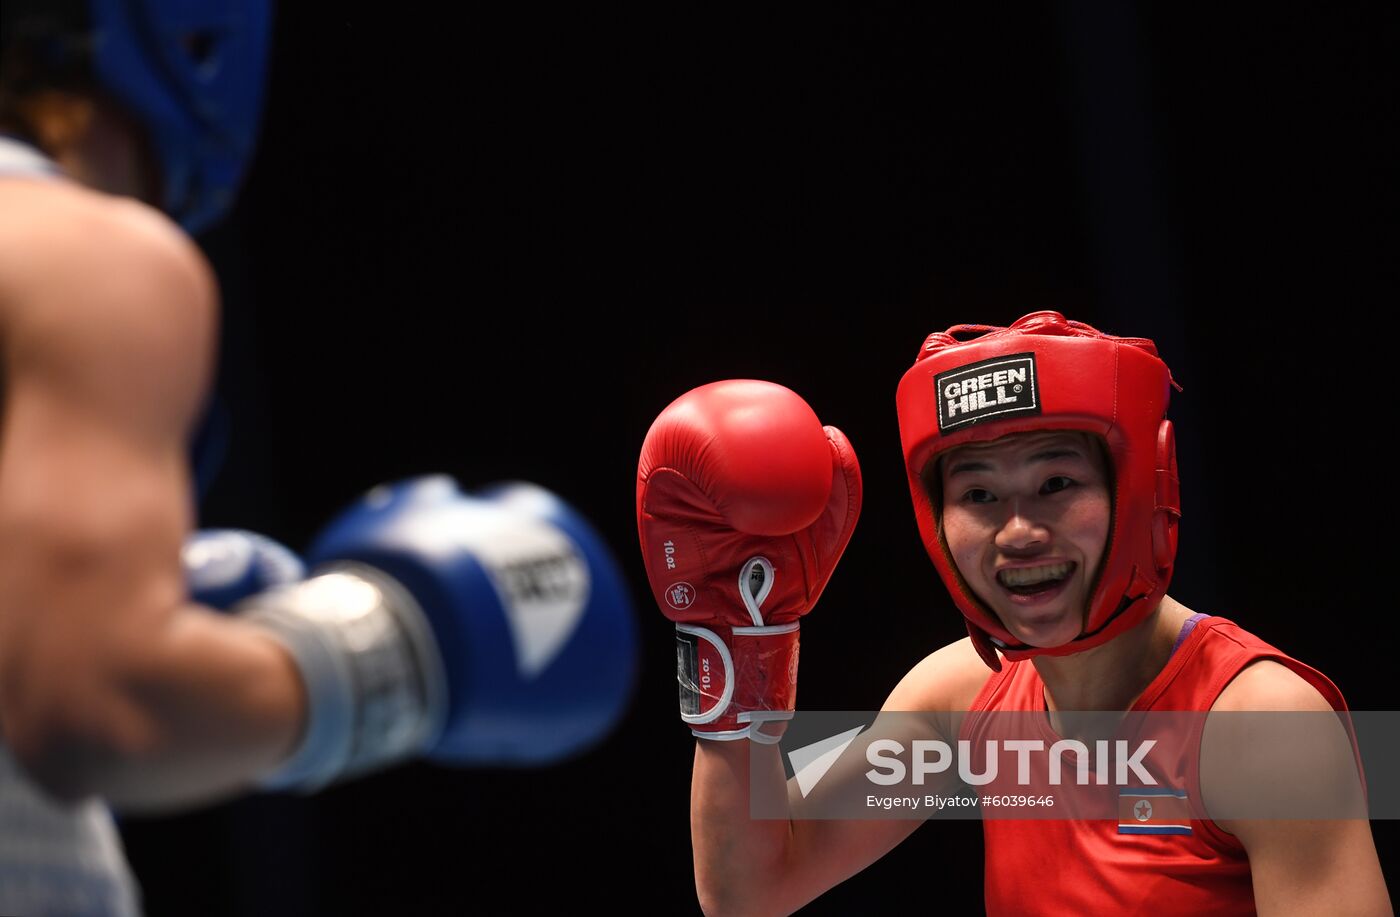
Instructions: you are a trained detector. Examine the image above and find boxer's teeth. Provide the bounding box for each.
[997,562,1074,588]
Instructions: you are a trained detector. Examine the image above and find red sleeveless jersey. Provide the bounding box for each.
[963,615,1352,916]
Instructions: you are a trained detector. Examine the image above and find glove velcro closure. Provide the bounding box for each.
[675,622,799,742]
[239,564,448,791]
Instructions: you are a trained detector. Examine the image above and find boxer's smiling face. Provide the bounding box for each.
[937,430,1110,649]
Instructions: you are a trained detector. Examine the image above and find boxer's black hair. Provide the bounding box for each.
[0,0,98,148]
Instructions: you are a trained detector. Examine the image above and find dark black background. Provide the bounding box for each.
[118,3,1397,914]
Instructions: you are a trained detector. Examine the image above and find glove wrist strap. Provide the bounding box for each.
[240,564,448,791]
[676,622,799,742]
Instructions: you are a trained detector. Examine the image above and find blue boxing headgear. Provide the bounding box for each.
[91,0,274,233]
[1,0,273,233]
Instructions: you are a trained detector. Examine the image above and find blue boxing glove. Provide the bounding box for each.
[238,476,638,790]
[183,529,307,611]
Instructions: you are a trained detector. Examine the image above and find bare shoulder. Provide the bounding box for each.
[1211,659,1335,713]
[0,180,217,426]
[1200,661,1385,912]
[882,636,993,712]
[0,179,216,345]
[1204,658,1358,837]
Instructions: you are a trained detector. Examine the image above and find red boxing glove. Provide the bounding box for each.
[636,380,862,742]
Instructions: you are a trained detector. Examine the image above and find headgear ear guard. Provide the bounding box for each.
[895,311,1182,671]
[1,0,274,234]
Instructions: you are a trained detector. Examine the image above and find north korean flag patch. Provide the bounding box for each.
[1119,788,1193,836]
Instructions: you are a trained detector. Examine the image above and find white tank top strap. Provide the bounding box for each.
[0,135,64,178]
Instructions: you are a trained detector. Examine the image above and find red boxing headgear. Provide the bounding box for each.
[896,311,1181,671]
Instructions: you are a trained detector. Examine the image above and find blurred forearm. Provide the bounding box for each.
[6,605,305,811]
